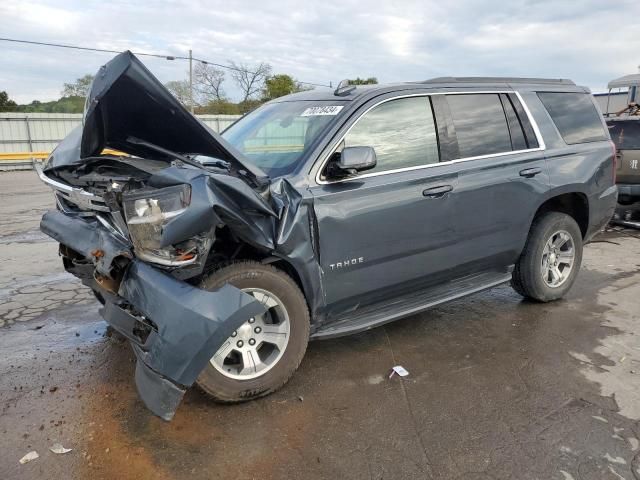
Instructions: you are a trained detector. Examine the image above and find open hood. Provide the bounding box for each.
[78,51,265,180]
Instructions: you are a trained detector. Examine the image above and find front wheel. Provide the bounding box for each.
[511,212,583,302]
[196,261,310,402]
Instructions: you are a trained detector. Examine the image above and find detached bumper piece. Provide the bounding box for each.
[40,210,266,420]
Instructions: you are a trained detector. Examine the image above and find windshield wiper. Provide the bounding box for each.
[127,136,205,170]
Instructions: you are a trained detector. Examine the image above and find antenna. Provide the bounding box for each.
[334,79,356,97]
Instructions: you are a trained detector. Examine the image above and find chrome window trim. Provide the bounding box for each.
[313,90,546,185]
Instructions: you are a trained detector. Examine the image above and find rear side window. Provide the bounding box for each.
[537,92,608,144]
[446,94,513,158]
[342,96,439,173]
[608,121,640,150]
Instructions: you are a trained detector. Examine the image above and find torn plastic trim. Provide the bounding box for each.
[93,260,268,421]
[40,210,131,277]
[118,260,267,386]
[133,349,186,422]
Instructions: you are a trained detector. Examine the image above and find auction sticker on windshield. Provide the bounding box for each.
[301,106,344,116]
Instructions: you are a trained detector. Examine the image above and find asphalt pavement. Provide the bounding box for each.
[1,171,640,480]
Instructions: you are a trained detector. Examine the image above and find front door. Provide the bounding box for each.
[309,95,460,317]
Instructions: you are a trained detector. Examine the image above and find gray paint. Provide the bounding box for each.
[38,52,618,420]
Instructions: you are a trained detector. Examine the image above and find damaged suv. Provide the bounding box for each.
[38,52,617,420]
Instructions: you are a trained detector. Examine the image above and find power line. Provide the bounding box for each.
[0,37,331,88]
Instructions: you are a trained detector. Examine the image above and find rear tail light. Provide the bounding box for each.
[610,140,617,184]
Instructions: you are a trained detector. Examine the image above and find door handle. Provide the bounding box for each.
[422,185,453,198]
[519,167,542,178]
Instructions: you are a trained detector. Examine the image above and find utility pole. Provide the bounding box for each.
[189,49,194,114]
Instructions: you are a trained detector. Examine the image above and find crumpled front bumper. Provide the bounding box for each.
[40,210,266,420]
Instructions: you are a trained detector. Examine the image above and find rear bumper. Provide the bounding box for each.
[40,210,265,420]
[617,183,640,199]
[586,185,618,242]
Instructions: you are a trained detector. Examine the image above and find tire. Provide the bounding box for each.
[511,212,583,302]
[195,261,310,403]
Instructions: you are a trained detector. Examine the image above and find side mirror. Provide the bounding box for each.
[327,146,377,178]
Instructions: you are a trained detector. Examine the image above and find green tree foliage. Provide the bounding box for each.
[196,99,241,115]
[61,74,95,97]
[347,77,378,85]
[0,91,18,112]
[262,74,310,100]
[14,96,85,113]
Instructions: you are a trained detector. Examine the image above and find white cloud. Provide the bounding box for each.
[1,0,639,104]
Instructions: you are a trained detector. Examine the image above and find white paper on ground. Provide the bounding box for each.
[19,451,39,464]
[50,443,73,454]
[389,365,409,378]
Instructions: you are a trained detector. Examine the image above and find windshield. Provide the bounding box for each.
[222,100,348,177]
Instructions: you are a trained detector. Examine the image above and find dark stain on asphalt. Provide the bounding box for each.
[2,224,640,479]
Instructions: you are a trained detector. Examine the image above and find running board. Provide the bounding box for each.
[311,270,513,340]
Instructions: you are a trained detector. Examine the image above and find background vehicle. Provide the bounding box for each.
[603,71,640,225]
[38,53,617,419]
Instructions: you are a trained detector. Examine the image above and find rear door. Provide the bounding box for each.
[441,92,549,272]
[309,94,460,316]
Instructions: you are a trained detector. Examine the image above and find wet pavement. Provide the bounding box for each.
[1,170,640,480]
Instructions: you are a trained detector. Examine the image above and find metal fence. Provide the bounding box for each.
[0,112,242,155]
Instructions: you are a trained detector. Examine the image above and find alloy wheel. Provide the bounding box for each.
[210,288,290,380]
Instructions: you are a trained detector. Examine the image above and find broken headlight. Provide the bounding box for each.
[122,185,194,265]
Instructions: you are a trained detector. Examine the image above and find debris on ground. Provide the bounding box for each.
[50,443,72,454]
[389,366,409,378]
[19,451,39,464]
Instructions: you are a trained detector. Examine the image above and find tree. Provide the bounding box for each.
[0,91,18,112]
[229,61,272,102]
[61,74,94,97]
[165,80,193,107]
[194,63,225,102]
[347,77,378,85]
[262,74,310,100]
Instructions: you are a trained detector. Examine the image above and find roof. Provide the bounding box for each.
[608,74,640,89]
[274,76,582,103]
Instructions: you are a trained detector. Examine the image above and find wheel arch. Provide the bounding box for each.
[531,191,590,239]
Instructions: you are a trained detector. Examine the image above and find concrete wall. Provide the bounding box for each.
[0,113,242,154]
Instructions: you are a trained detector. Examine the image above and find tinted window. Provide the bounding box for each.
[342,96,439,173]
[508,93,539,148]
[446,94,512,158]
[608,121,640,150]
[500,94,528,151]
[538,92,608,145]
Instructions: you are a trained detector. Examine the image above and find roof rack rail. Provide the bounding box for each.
[422,76,576,86]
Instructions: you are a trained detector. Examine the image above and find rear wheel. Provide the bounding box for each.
[196,261,310,402]
[511,212,583,302]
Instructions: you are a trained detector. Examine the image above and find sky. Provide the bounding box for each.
[1,0,639,104]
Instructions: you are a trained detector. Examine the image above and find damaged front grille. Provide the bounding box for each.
[36,163,129,240]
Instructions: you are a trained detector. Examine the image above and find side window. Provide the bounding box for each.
[537,92,608,144]
[500,94,528,151]
[507,93,539,149]
[446,94,513,158]
[342,96,439,173]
